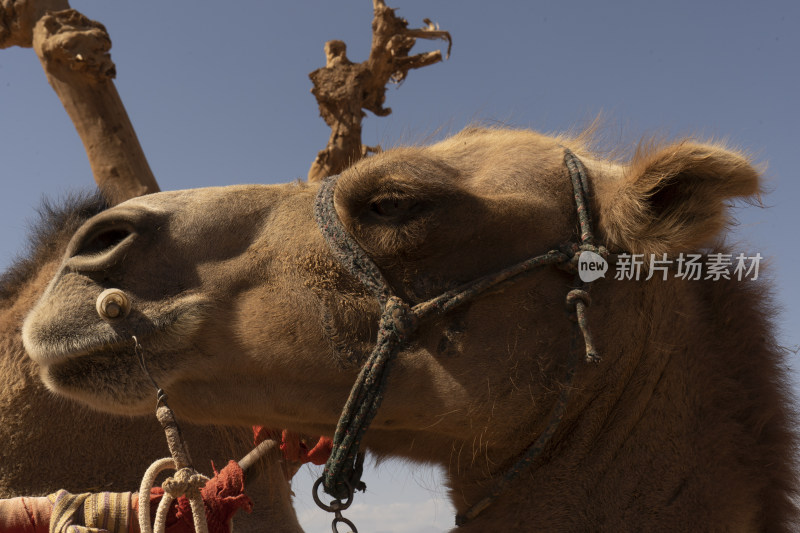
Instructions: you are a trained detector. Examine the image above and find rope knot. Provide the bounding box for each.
[565,288,591,311]
[162,467,209,499]
[564,289,601,364]
[556,243,580,274]
[557,242,610,276]
[382,296,418,340]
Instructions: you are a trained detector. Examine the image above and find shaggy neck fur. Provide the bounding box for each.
[410,269,797,531]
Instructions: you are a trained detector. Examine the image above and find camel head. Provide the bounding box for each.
[22,128,770,512]
[22,126,762,425]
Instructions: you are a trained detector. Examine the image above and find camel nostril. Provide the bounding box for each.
[66,217,140,272]
[65,206,164,272]
[75,228,131,257]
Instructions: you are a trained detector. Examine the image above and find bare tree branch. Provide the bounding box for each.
[0,0,66,47]
[1,1,159,205]
[307,0,451,182]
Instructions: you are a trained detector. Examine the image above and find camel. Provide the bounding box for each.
[21,127,798,531]
[2,3,305,529]
[0,193,303,531]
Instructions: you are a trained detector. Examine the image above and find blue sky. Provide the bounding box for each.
[1,2,798,531]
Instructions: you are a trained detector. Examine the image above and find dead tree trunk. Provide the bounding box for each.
[307,0,451,182]
[0,0,159,205]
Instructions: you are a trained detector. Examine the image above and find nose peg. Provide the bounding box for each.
[96,288,131,320]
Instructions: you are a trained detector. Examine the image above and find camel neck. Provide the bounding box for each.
[450,272,794,530]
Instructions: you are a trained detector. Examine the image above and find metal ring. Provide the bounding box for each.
[332,515,358,533]
[312,477,354,513]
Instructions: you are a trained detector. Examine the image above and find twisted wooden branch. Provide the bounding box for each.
[307,0,451,182]
[1,0,159,205]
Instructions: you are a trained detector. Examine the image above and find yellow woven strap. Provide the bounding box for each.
[47,489,133,533]
[47,490,96,533]
[83,491,132,533]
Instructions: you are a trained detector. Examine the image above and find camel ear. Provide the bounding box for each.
[598,141,762,255]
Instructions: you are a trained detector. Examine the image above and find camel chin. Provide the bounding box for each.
[38,355,156,416]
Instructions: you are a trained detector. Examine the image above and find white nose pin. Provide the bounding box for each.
[96,288,131,320]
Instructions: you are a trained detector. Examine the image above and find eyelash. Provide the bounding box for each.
[370,197,417,217]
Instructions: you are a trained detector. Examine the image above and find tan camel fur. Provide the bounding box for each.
[1,195,302,531]
[22,128,798,531]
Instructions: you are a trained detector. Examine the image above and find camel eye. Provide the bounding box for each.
[370,197,418,218]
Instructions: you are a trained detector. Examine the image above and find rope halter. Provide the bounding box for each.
[312,148,608,528]
[134,336,212,533]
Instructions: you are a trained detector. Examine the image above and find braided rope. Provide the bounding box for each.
[315,177,392,304]
[564,149,594,245]
[321,297,416,498]
[313,149,608,524]
[414,250,569,320]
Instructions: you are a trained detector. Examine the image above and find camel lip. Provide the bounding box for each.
[22,304,162,365]
[36,347,161,417]
[24,332,135,367]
